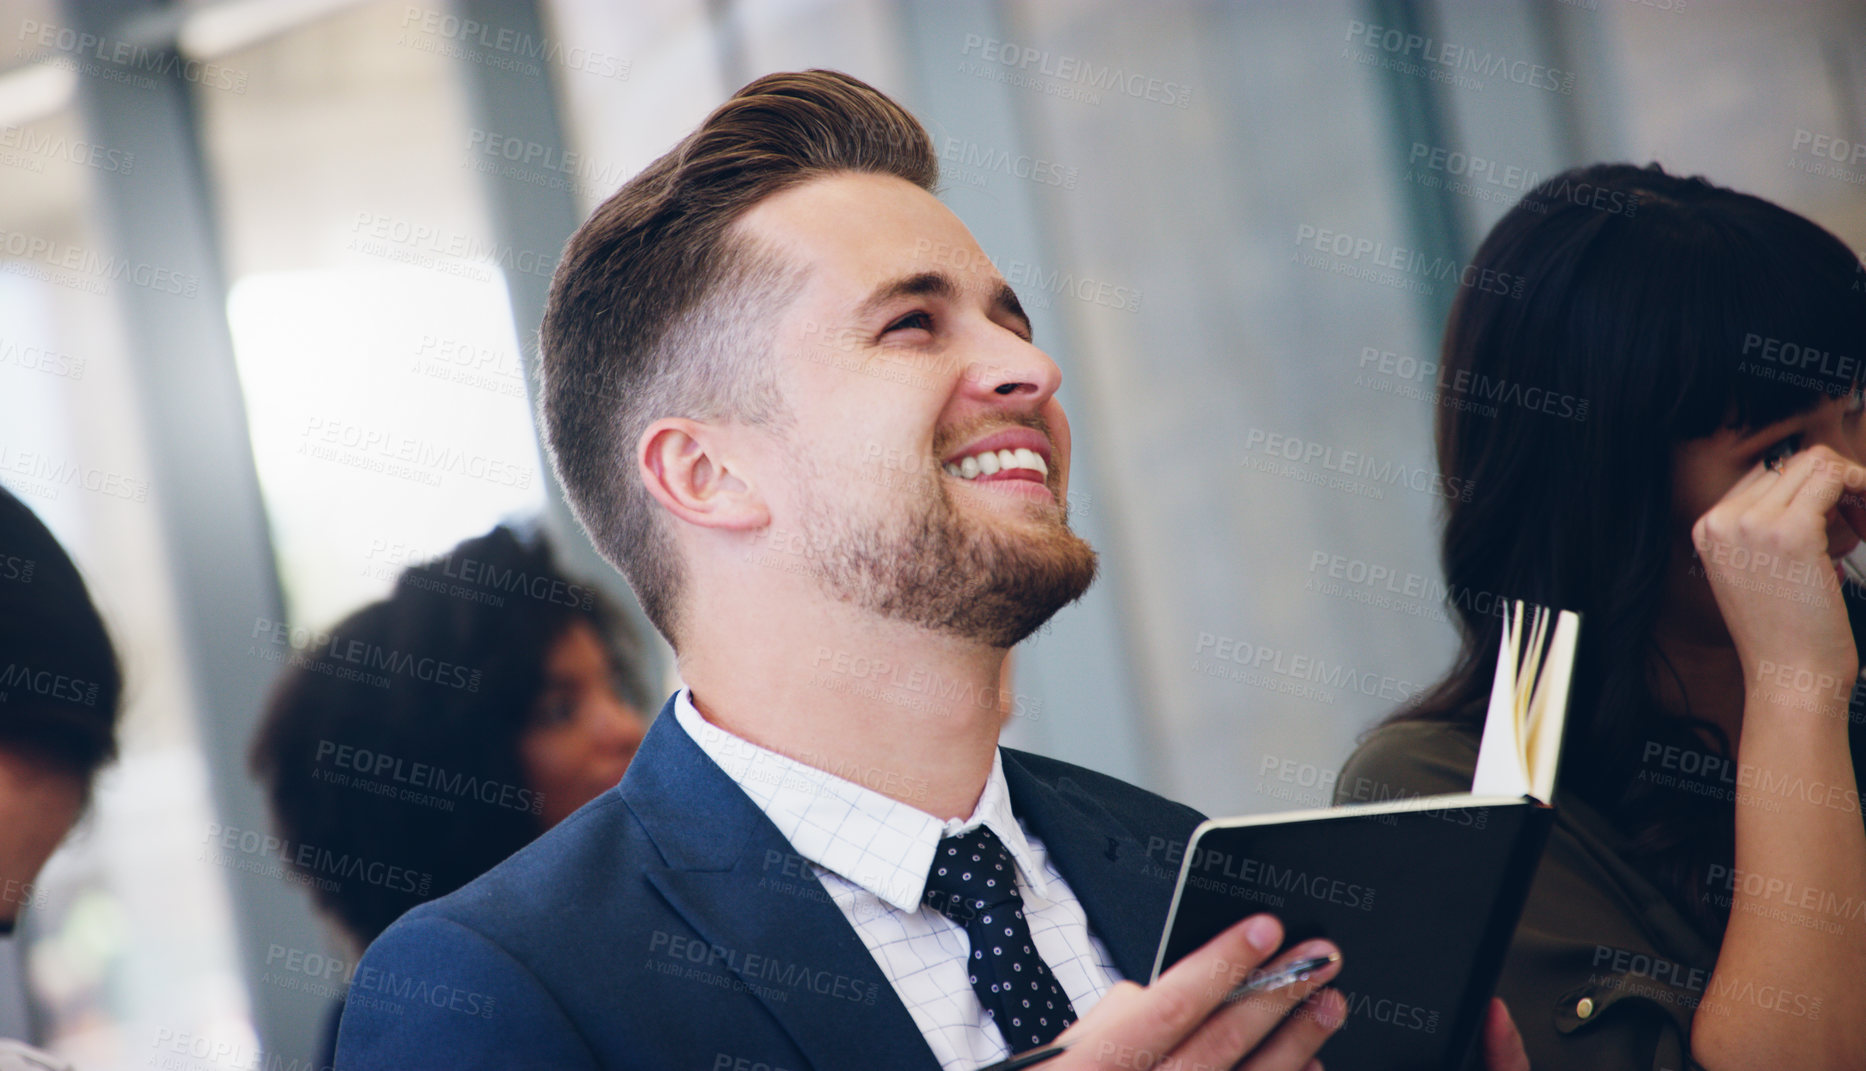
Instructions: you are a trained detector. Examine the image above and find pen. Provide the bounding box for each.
[974,952,1342,1071]
[974,1045,1067,1071]
[1222,951,1342,1004]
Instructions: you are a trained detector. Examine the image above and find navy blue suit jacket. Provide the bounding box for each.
[334,696,1203,1070]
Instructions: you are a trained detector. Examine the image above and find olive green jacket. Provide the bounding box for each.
[1337,722,1717,1071]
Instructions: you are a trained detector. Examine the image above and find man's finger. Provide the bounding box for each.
[1482,998,1531,1071]
[1237,988,1346,1071]
[1172,940,1342,1070]
[1061,915,1285,1062]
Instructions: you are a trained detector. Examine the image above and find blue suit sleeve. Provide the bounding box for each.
[333,915,598,1071]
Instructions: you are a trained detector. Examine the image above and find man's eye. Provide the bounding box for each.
[1761,433,1804,469]
[1847,387,1865,415]
[884,311,933,334]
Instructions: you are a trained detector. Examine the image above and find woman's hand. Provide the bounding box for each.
[1689,446,1866,1071]
[1690,444,1866,688]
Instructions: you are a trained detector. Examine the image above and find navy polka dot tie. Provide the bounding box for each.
[922,826,1077,1050]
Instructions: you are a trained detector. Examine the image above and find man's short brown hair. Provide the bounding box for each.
[538,69,939,647]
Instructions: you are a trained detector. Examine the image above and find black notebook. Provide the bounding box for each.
[1152,602,1580,1071]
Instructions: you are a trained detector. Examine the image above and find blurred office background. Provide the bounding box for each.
[0,0,1861,1066]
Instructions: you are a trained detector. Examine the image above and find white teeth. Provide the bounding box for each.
[943,445,1051,481]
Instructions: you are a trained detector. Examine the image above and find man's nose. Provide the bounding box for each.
[961,339,1062,405]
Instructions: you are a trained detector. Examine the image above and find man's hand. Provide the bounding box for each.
[1046,914,1345,1070]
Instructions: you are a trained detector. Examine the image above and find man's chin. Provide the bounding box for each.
[944,523,1098,648]
[796,475,1097,648]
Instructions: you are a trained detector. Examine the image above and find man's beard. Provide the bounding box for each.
[792,458,1098,648]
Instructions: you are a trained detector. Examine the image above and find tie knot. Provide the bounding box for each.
[923,826,1020,920]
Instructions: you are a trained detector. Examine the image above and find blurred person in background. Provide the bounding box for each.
[1341,163,1866,1071]
[0,485,123,1071]
[249,523,651,1067]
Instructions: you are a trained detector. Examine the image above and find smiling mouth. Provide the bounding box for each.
[941,447,1048,482]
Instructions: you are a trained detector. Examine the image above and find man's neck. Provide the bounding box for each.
[679,604,1010,821]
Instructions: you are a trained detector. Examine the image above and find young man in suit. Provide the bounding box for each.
[335,70,1527,1071]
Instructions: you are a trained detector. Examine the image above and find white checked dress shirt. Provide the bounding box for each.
[673,689,1123,1070]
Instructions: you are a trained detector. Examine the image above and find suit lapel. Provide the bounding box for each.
[1002,755,1191,984]
[624,705,943,1071]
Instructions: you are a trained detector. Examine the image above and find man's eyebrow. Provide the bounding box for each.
[853,270,1034,338]
[855,271,958,319]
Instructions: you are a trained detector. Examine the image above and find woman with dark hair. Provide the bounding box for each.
[0,485,121,1071]
[249,524,651,1063]
[1338,163,1866,1071]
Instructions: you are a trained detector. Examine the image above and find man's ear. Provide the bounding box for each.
[638,418,770,531]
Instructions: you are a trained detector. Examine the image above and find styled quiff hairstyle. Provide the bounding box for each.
[538,69,939,646]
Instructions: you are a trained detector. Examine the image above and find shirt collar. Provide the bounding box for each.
[672,687,1048,911]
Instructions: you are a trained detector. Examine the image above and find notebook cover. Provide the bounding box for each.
[1152,796,1554,1071]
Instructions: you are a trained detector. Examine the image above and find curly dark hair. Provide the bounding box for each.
[0,484,122,790]
[249,524,652,945]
